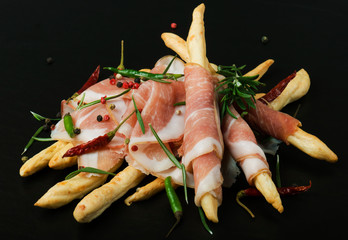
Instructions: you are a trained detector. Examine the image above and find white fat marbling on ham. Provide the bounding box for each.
[182,64,224,206]
[223,105,270,185]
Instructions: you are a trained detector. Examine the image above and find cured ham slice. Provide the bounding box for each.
[223,106,270,185]
[242,100,301,144]
[121,65,194,187]
[51,78,135,172]
[182,63,223,206]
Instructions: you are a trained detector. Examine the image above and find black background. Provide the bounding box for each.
[1,0,347,239]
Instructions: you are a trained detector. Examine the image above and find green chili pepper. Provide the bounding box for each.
[164,176,183,238]
[63,113,75,138]
[103,67,183,83]
[22,125,45,155]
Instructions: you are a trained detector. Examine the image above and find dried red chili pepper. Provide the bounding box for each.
[236,181,312,218]
[62,133,112,157]
[259,71,296,105]
[77,65,100,94]
[62,110,136,158]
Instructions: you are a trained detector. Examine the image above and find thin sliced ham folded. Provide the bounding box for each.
[51,78,134,172]
[223,106,270,185]
[122,66,194,187]
[182,63,224,206]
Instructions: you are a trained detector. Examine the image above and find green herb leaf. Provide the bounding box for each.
[198,207,213,235]
[216,64,263,118]
[76,92,86,110]
[132,95,145,134]
[149,124,188,203]
[31,137,56,142]
[78,89,131,110]
[65,167,116,180]
[30,111,60,121]
[162,55,178,75]
[173,101,186,106]
[276,154,281,188]
[22,125,45,155]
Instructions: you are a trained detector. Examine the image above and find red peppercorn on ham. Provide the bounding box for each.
[182,63,224,206]
[222,105,270,185]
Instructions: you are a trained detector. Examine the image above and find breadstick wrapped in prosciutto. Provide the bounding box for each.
[182,3,224,222]
[223,106,283,212]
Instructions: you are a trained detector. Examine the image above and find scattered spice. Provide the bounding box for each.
[109,104,116,110]
[104,115,110,121]
[128,81,134,88]
[123,82,129,89]
[133,82,140,89]
[131,145,138,151]
[97,115,103,122]
[46,57,54,64]
[134,78,141,83]
[125,138,130,144]
[21,156,29,163]
[171,23,177,29]
[73,128,81,135]
[261,35,269,44]
[100,96,107,104]
[50,124,55,130]
[109,78,116,85]
[116,81,123,88]
[175,110,182,115]
[116,73,123,79]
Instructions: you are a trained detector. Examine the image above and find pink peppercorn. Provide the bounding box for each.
[123,82,129,89]
[133,83,140,89]
[128,81,134,88]
[101,96,106,104]
[109,78,116,85]
[171,23,177,29]
[104,115,110,121]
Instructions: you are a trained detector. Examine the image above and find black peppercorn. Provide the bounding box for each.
[134,78,141,84]
[73,128,81,134]
[116,81,123,88]
[97,115,103,122]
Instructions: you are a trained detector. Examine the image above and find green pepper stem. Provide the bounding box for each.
[236,190,255,218]
[117,40,125,70]
[165,212,182,238]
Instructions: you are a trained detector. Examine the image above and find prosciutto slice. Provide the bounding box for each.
[51,78,134,172]
[182,64,223,206]
[223,106,270,185]
[122,66,194,187]
[242,100,301,144]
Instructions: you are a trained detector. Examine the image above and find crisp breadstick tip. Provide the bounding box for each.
[201,193,219,223]
[254,173,283,213]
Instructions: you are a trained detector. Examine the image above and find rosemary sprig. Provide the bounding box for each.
[216,64,264,119]
[149,123,188,204]
[22,125,45,155]
[65,167,116,180]
[198,207,213,235]
[162,55,178,75]
[30,111,60,121]
[78,89,131,110]
[132,95,145,134]
[173,101,186,106]
[76,92,86,110]
[31,137,56,142]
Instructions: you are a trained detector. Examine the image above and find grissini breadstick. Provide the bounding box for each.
[48,142,77,169]
[34,159,124,208]
[287,128,337,162]
[124,178,166,206]
[186,3,220,223]
[73,166,145,223]
[244,59,274,81]
[20,140,66,177]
